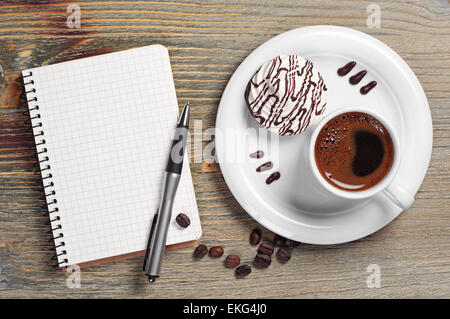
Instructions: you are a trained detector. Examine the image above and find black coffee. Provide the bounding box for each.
[314,112,394,192]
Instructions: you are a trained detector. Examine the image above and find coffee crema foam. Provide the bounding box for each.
[245,55,327,136]
[314,112,394,192]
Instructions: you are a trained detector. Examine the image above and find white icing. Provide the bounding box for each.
[245,55,327,135]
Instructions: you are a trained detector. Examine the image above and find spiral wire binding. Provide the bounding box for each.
[22,71,68,266]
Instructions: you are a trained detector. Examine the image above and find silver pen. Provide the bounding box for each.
[143,102,190,282]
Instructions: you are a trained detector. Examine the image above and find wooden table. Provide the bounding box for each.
[0,0,449,298]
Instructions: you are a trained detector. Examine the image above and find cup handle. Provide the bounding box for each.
[382,180,414,210]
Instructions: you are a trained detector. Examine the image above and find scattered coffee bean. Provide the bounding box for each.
[360,81,377,95]
[235,265,252,277]
[250,228,262,245]
[289,240,301,248]
[273,234,287,247]
[209,246,224,258]
[225,255,240,267]
[258,243,274,256]
[266,171,280,184]
[337,61,357,76]
[276,248,291,262]
[349,70,367,85]
[254,253,271,268]
[175,213,190,228]
[249,150,264,159]
[256,161,273,172]
[193,244,208,258]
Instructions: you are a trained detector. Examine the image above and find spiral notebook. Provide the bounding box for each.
[22,45,202,267]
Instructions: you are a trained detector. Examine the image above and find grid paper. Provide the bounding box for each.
[22,45,201,267]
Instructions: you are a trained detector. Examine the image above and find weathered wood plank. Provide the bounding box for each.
[0,0,449,298]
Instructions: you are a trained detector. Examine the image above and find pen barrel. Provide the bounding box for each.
[166,126,189,174]
[144,172,180,277]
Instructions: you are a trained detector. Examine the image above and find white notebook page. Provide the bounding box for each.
[22,45,201,267]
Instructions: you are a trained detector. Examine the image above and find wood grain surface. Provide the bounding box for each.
[0,0,449,299]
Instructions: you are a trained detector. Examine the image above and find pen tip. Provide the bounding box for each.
[178,102,190,127]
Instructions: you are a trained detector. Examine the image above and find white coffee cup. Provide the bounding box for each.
[308,107,414,210]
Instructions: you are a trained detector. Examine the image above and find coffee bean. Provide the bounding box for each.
[193,244,208,258]
[209,246,224,258]
[258,243,274,256]
[176,213,190,228]
[250,228,262,245]
[235,265,252,277]
[290,240,301,248]
[254,253,271,268]
[276,248,291,262]
[273,234,287,247]
[225,255,240,267]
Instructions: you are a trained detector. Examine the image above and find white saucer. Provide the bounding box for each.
[215,26,432,245]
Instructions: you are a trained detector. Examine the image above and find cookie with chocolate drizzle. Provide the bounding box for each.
[245,55,327,136]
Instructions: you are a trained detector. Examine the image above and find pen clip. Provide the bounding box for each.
[143,212,158,271]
